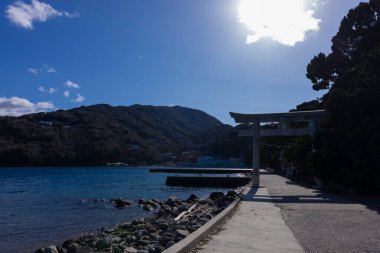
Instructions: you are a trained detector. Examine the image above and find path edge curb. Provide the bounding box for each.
[162,183,252,253]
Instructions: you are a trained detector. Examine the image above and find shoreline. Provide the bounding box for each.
[34,191,241,253]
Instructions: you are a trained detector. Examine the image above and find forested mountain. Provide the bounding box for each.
[0,104,226,166]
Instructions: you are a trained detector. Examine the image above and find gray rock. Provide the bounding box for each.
[138,199,147,204]
[149,233,161,241]
[161,232,174,238]
[125,235,137,243]
[158,223,169,230]
[143,204,153,212]
[165,241,175,248]
[175,229,189,238]
[135,240,150,246]
[147,200,159,208]
[155,246,166,253]
[112,236,122,243]
[226,190,238,197]
[62,239,76,249]
[95,239,111,250]
[104,228,115,233]
[118,222,132,230]
[44,246,58,253]
[216,199,229,208]
[112,247,123,253]
[186,194,198,202]
[175,237,183,242]
[209,191,225,200]
[144,245,155,252]
[68,246,92,253]
[178,203,189,211]
[199,217,209,224]
[113,198,131,208]
[159,236,173,246]
[173,225,187,230]
[123,247,138,253]
[187,224,201,233]
[67,243,80,253]
[148,228,157,233]
[136,250,149,253]
[134,230,144,237]
[132,218,145,225]
[139,235,150,241]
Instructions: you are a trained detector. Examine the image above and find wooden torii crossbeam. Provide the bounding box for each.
[230,110,328,187]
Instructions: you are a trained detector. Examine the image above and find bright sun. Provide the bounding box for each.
[238,0,320,46]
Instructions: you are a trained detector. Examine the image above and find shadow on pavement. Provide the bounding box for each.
[242,182,380,214]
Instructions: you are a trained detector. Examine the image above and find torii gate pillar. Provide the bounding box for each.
[252,121,260,187]
[230,110,328,188]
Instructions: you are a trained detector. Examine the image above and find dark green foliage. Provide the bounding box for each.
[305,0,380,194]
[0,104,222,166]
[197,124,252,165]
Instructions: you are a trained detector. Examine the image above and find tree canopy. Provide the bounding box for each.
[305,0,380,194]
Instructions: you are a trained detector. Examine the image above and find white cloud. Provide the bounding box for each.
[47,87,57,94]
[28,68,38,74]
[0,96,54,116]
[63,80,80,89]
[71,93,85,103]
[43,65,57,73]
[63,91,70,98]
[28,65,57,74]
[238,0,321,46]
[6,0,78,29]
[38,86,57,94]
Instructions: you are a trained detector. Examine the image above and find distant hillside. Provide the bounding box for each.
[0,104,223,166]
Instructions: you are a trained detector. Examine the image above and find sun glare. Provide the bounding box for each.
[238,0,320,46]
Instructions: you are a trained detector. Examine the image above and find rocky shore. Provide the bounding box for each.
[35,190,241,253]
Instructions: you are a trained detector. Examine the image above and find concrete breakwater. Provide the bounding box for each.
[35,191,242,253]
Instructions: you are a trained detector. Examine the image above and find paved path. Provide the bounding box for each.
[198,181,304,253]
[199,172,380,253]
[262,173,380,253]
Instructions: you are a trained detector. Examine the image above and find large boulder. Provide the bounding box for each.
[209,192,225,200]
[175,229,190,238]
[113,198,131,208]
[44,246,58,253]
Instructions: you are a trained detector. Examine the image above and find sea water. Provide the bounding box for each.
[0,167,232,253]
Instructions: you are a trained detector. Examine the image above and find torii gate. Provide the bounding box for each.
[230,110,328,187]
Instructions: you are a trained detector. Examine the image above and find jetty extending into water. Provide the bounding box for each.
[166,176,251,187]
[150,168,252,174]
[150,168,252,187]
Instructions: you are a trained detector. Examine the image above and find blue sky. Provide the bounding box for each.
[0,0,366,124]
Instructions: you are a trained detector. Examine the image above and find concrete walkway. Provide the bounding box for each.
[198,172,380,253]
[198,182,304,253]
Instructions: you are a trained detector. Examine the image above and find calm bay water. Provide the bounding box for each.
[0,167,231,253]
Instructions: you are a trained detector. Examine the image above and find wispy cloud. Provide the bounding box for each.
[44,65,57,73]
[238,0,321,46]
[6,0,78,29]
[28,64,57,74]
[0,96,54,116]
[28,67,38,74]
[71,93,85,103]
[38,86,57,94]
[63,80,80,89]
[63,91,70,98]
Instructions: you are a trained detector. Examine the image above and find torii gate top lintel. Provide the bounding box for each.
[229,110,328,124]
